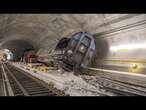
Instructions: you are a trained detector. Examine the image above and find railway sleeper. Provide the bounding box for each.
[24,86,47,90]
[26,89,50,92]
[29,91,54,95]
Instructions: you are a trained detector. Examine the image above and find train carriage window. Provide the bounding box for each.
[69,39,78,50]
[81,36,91,46]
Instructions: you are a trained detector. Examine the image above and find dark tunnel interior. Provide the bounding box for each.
[1,40,35,61]
[55,37,70,50]
[92,36,109,67]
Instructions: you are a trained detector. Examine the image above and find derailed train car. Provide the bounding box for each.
[55,32,96,73]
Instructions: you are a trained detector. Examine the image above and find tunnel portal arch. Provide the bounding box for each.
[1,39,36,61]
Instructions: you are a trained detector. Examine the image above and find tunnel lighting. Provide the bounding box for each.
[3,49,13,60]
[110,43,146,51]
[128,63,143,73]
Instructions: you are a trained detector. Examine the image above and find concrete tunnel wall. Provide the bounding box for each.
[0,14,146,73]
[93,14,146,74]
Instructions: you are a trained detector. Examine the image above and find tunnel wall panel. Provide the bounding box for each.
[94,14,146,74]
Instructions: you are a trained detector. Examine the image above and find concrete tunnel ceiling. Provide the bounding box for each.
[0,14,141,60]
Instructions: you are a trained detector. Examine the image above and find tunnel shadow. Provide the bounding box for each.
[55,37,70,51]
[92,36,110,67]
[1,39,36,61]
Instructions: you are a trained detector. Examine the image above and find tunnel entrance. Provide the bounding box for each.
[1,40,35,61]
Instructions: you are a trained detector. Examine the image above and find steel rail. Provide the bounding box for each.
[3,63,29,96]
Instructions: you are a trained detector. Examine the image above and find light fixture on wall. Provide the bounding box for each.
[110,43,146,51]
[3,49,13,60]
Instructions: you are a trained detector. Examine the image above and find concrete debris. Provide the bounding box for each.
[12,62,115,96]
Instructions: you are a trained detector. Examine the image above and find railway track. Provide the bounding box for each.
[3,63,67,96]
[0,65,2,80]
[4,62,146,96]
[81,73,146,96]
[95,77,146,96]
[0,63,9,96]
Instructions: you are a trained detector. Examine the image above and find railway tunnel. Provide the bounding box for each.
[0,14,146,96]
